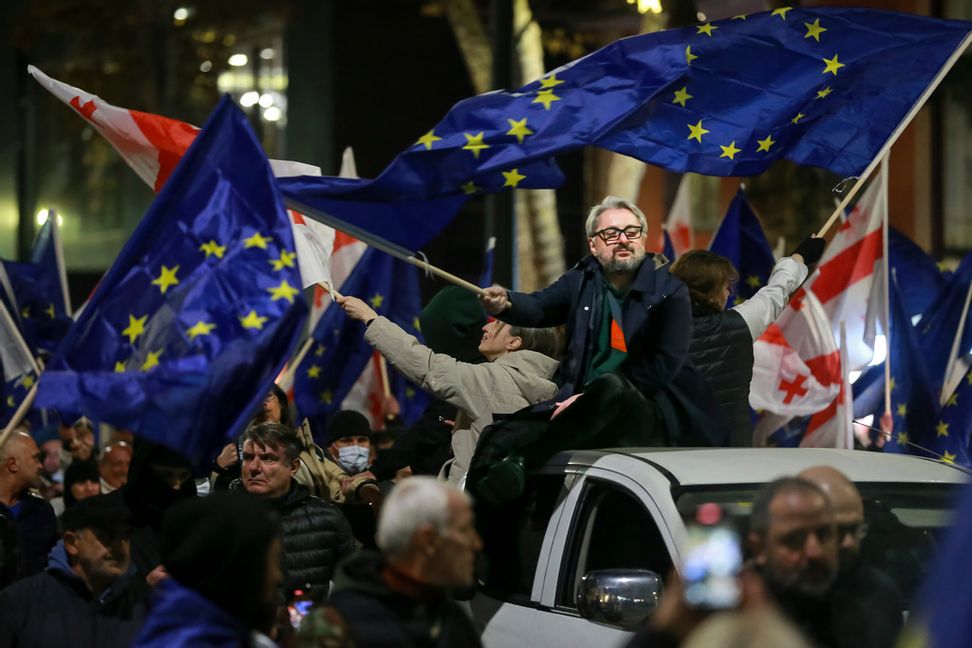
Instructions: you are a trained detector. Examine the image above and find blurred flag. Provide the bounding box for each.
[889,228,946,320]
[805,157,888,370]
[662,228,676,261]
[479,236,496,288]
[911,477,972,648]
[708,188,776,306]
[29,65,335,291]
[293,248,430,438]
[750,289,842,416]
[0,301,41,428]
[35,97,307,470]
[0,218,73,357]
[277,8,971,252]
[666,176,695,257]
[916,253,972,401]
[933,367,972,467]
[881,273,941,460]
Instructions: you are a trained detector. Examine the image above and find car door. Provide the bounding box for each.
[527,465,680,648]
[474,471,574,648]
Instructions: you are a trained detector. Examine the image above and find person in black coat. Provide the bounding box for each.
[236,421,355,598]
[670,241,822,446]
[0,492,150,648]
[121,440,196,581]
[297,477,482,648]
[0,430,58,579]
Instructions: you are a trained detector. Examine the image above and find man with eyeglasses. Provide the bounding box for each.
[480,195,725,455]
[0,429,58,579]
[799,466,903,647]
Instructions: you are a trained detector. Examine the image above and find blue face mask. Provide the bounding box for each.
[337,445,370,474]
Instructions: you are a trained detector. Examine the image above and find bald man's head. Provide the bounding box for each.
[1,430,44,491]
[799,466,866,568]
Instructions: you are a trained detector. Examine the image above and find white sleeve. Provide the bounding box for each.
[732,257,808,340]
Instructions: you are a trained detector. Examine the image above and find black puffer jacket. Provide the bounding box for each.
[234,479,355,595]
[687,305,754,447]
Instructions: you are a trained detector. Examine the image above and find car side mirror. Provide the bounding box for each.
[576,569,663,630]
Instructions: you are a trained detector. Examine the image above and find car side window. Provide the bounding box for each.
[478,474,567,603]
[557,478,672,609]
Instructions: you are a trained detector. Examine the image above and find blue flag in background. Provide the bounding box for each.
[35,97,307,470]
[294,248,429,443]
[0,219,73,357]
[708,188,776,306]
[0,300,40,428]
[279,8,971,253]
[479,237,496,289]
[916,253,972,399]
[935,367,972,467]
[662,229,676,261]
[881,274,941,459]
[889,228,946,320]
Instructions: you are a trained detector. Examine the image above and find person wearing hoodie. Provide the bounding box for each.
[337,294,560,486]
[121,440,196,581]
[0,491,150,647]
[134,491,283,648]
[297,477,482,648]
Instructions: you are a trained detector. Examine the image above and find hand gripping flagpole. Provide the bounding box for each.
[815,31,972,240]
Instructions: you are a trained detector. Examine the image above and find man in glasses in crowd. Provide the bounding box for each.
[479,196,724,464]
[799,466,903,647]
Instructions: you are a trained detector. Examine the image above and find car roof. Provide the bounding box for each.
[552,448,968,487]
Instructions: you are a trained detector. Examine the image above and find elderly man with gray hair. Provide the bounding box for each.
[297,476,482,648]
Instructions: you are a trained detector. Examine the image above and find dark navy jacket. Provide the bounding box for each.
[0,490,57,578]
[134,578,252,648]
[503,254,726,446]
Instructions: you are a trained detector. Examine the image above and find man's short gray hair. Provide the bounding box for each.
[584,195,649,238]
[376,476,468,557]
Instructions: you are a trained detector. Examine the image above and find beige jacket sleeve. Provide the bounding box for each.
[364,316,498,422]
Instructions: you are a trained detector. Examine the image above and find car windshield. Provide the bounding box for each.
[676,482,959,606]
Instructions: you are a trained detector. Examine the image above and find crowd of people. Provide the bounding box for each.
[0,195,913,648]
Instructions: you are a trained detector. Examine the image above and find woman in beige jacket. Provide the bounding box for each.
[338,295,560,486]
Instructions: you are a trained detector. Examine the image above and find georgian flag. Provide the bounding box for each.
[28,65,334,290]
[750,288,842,416]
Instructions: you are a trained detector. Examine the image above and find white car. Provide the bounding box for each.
[471,448,967,648]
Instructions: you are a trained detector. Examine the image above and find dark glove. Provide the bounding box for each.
[791,236,826,265]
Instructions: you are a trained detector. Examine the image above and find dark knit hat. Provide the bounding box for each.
[61,491,135,534]
[161,491,280,629]
[32,425,59,446]
[63,459,101,509]
[325,409,372,445]
[419,286,487,363]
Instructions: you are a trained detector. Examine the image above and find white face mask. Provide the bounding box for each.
[337,445,370,474]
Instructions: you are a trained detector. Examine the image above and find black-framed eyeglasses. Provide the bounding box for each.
[592,225,644,244]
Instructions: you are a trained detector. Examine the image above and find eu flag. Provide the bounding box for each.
[662,228,677,262]
[280,8,971,252]
[0,301,40,428]
[889,228,946,320]
[708,188,776,307]
[35,97,307,470]
[0,219,73,357]
[934,368,972,467]
[917,253,972,399]
[293,248,429,442]
[881,273,940,459]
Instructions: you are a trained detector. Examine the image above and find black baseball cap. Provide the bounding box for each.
[61,491,136,535]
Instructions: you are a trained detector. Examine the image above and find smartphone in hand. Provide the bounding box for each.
[681,503,742,609]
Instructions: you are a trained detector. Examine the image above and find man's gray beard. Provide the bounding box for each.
[603,254,644,274]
